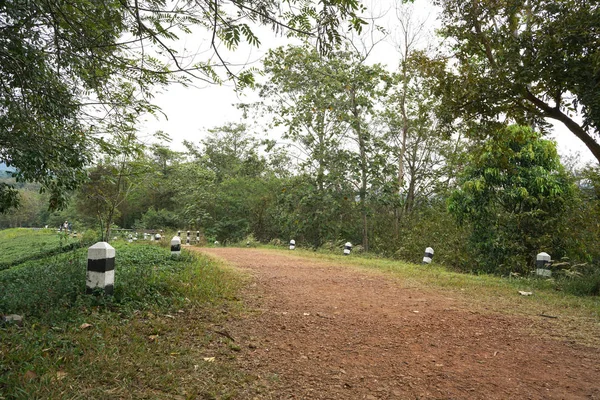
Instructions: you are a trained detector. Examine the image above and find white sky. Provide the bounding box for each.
[137,0,596,166]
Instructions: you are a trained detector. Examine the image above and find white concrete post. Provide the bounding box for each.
[422,247,434,264]
[86,242,115,295]
[154,233,162,241]
[344,242,352,256]
[289,239,296,250]
[177,230,181,237]
[196,231,200,243]
[171,236,181,256]
[186,231,190,245]
[536,252,552,277]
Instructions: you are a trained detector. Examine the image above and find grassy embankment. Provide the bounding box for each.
[0,229,255,399]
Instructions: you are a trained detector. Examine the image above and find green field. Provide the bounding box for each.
[0,228,81,270]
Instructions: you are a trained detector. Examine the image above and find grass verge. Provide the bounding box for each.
[0,242,255,399]
[259,247,600,347]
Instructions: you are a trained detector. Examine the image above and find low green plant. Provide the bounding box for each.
[0,228,82,271]
[0,243,248,399]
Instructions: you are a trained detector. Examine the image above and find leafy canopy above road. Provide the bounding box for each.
[0,0,366,212]
[429,0,600,162]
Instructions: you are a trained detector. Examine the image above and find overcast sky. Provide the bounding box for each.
[137,0,595,165]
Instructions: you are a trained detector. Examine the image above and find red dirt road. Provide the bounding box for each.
[196,248,600,399]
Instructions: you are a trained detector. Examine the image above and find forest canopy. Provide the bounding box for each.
[0,0,365,211]
[2,0,600,284]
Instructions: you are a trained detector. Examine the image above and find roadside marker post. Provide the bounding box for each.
[535,252,552,277]
[422,247,434,264]
[86,242,115,295]
[171,236,181,256]
[344,242,352,256]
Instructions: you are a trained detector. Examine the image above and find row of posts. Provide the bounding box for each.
[286,241,553,276]
[287,239,436,263]
[87,241,556,295]
[170,231,200,255]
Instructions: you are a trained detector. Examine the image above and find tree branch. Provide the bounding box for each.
[525,88,600,163]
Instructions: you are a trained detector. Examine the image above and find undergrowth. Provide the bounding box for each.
[0,241,251,399]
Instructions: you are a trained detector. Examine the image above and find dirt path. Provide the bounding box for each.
[195,248,600,400]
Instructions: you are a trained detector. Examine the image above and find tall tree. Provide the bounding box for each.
[448,125,573,273]
[259,45,388,250]
[432,0,600,163]
[0,0,367,212]
[76,131,149,241]
[198,123,266,182]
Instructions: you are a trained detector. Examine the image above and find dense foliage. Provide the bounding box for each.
[448,125,573,274]
[2,1,600,283]
[0,0,366,212]
[431,0,600,162]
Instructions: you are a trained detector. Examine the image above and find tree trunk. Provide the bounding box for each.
[525,90,600,164]
[352,87,369,252]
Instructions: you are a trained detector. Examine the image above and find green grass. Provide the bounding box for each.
[0,240,256,399]
[0,228,81,270]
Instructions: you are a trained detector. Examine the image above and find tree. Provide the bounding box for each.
[448,125,573,274]
[432,0,600,163]
[259,45,388,250]
[197,123,267,183]
[76,131,149,241]
[0,0,367,212]
[174,126,287,242]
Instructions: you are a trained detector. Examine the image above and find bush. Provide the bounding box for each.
[448,125,572,274]
[390,202,471,270]
[135,207,181,230]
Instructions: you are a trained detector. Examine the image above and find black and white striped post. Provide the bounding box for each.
[86,242,115,295]
[171,236,181,257]
[177,230,181,237]
[196,231,200,243]
[422,247,434,264]
[343,242,352,256]
[289,239,296,250]
[535,252,552,277]
[186,231,190,245]
[154,233,162,241]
